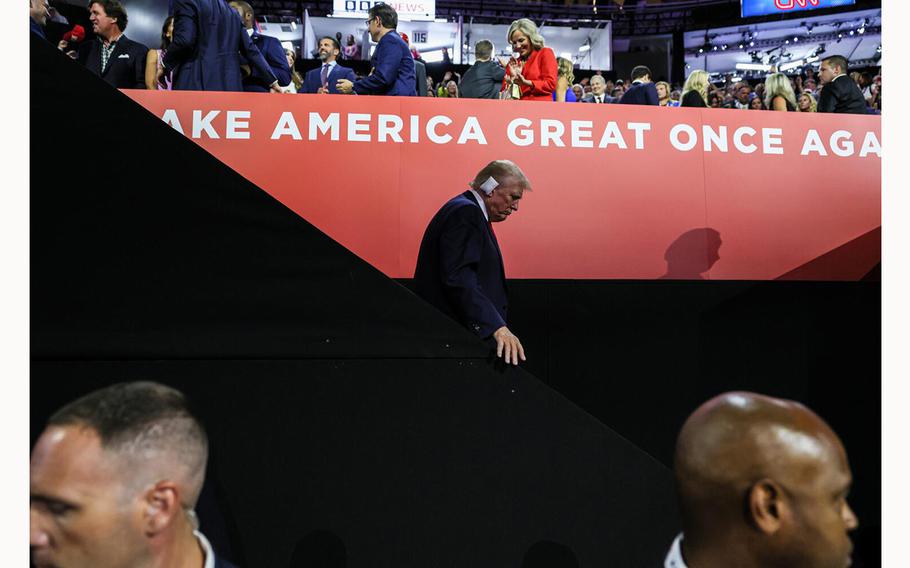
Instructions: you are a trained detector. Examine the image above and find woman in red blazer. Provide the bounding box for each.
[502,19,557,101]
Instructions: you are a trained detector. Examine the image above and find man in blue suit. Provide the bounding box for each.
[335,4,415,96]
[30,0,49,40]
[229,1,292,92]
[414,160,531,365]
[162,0,283,92]
[618,65,659,106]
[302,37,356,94]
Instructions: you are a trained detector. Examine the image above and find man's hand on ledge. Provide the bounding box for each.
[336,79,354,94]
[493,326,525,366]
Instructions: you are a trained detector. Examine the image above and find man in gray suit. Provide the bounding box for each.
[459,40,506,99]
[581,75,616,104]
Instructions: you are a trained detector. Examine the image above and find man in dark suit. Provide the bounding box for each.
[414,160,531,365]
[335,4,415,96]
[77,0,147,89]
[30,382,238,568]
[818,55,869,114]
[399,32,428,97]
[618,65,659,106]
[666,392,858,568]
[459,40,506,99]
[229,1,292,92]
[580,75,616,104]
[30,0,49,40]
[301,36,356,94]
[163,0,283,93]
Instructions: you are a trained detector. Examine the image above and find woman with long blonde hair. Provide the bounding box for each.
[798,91,817,112]
[680,69,708,107]
[554,57,576,102]
[655,81,672,106]
[764,73,798,111]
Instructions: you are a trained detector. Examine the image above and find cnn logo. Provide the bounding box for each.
[774,0,821,9]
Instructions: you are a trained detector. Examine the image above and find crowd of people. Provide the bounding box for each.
[29,0,880,114]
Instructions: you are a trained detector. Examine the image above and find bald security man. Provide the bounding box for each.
[666,391,858,568]
[30,382,235,568]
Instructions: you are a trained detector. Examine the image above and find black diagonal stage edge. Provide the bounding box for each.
[31,35,679,567]
[776,226,881,281]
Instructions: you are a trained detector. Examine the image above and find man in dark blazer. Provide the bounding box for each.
[163,0,282,92]
[399,32,428,97]
[77,0,147,89]
[580,75,616,104]
[459,40,506,99]
[335,4,415,96]
[818,55,869,114]
[301,36,356,94]
[414,160,530,365]
[229,1,292,92]
[30,0,49,40]
[618,65,659,106]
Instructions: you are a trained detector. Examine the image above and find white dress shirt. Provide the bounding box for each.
[468,188,490,222]
[664,533,688,568]
[195,530,216,568]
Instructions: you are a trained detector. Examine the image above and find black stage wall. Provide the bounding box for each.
[31,36,677,568]
[31,35,880,567]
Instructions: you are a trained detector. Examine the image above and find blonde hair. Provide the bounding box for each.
[764,73,798,110]
[681,70,709,105]
[507,18,545,50]
[798,91,817,112]
[656,81,671,99]
[557,57,574,84]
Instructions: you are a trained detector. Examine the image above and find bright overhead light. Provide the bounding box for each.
[736,62,771,71]
[579,44,591,52]
[559,52,573,60]
[780,59,804,71]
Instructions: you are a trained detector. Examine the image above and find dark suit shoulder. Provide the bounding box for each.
[446,195,485,220]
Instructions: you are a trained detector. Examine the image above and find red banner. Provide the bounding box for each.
[126,90,880,281]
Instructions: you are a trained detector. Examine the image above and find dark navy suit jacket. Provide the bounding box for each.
[77,35,148,89]
[215,556,238,568]
[301,62,356,94]
[619,80,659,106]
[241,30,291,92]
[163,0,277,92]
[353,31,416,96]
[30,17,47,40]
[414,191,508,338]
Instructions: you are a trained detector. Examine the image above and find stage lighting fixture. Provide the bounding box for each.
[793,37,799,42]
[749,41,755,47]
[785,40,790,44]
[736,62,771,72]
[698,48,704,54]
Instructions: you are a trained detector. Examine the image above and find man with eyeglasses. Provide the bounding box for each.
[335,4,415,96]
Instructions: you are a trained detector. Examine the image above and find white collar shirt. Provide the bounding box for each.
[664,533,688,568]
[468,188,490,222]
[195,530,216,568]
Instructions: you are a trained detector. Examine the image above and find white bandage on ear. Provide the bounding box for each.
[479,176,499,195]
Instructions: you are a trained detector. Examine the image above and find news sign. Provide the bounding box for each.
[741,0,855,18]
[332,0,436,21]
